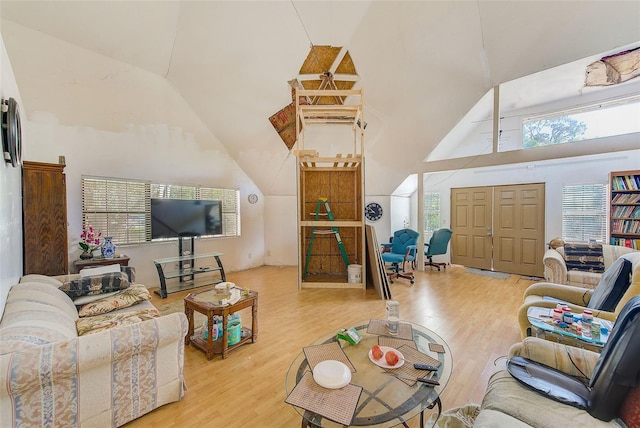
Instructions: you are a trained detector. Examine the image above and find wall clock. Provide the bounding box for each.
[248,193,259,204]
[1,97,22,168]
[365,202,383,222]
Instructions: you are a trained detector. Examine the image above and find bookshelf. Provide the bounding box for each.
[609,170,640,249]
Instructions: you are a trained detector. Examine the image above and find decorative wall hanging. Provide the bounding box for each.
[2,97,22,167]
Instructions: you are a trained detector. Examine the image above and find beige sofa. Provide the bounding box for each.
[474,337,628,427]
[543,244,637,288]
[0,272,188,427]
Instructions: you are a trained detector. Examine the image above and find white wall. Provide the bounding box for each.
[3,23,265,288]
[0,36,24,319]
[264,195,297,266]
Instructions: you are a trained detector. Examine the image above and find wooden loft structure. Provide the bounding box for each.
[295,88,366,290]
[295,88,364,155]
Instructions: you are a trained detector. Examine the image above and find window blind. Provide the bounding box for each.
[82,177,150,244]
[83,178,241,244]
[561,184,607,243]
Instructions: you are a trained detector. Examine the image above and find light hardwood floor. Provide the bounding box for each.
[124,264,537,427]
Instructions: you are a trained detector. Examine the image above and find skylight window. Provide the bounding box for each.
[522,96,640,148]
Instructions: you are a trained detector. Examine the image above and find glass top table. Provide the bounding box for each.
[285,320,453,427]
[527,307,611,348]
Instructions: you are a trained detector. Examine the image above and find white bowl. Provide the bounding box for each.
[312,360,351,389]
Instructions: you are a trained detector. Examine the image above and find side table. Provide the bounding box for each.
[184,287,258,360]
[73,256,130,273]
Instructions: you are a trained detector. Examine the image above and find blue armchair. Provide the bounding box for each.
[381,228,419,284]
[424,228,453,271]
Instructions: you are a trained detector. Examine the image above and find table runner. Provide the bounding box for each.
[285,372,362,426]
[367,318,413,340]
[385,344,442,386]
[379,336,417,350]
[303,342,356,372]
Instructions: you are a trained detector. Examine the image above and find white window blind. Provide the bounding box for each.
[199,187,240,237]
[423,192,441,236]
[82,177,150,244]
[82,177,241,245]
[561,184,607,243]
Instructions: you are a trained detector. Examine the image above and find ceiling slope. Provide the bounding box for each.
[1,1,639,196]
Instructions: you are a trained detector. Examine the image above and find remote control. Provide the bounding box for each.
[413,363,438,371]
[417,377,440,386]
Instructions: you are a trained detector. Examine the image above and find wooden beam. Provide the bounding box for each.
[421,133,640,173]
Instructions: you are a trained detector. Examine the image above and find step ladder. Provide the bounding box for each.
[303,198,350,278]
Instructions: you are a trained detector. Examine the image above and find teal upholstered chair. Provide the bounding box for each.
[381,228,420,284]
[424,228,453,271]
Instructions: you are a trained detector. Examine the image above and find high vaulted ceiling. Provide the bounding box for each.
[2,1,639,196]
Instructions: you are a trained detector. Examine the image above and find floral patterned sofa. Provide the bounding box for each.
[543,243,638,289]
[0,268,188,427]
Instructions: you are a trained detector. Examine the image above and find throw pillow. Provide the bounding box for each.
[620,385,640,428]
[564,243,605,273]
[73,290,119,306]
[76,307,160,336]
[79,264,121,277]
[587,257,633,312]
[60,271,130,299]
[78,284,151,317]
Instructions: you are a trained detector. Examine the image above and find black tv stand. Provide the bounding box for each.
[153,236,226,298]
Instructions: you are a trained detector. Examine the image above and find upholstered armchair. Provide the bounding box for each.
[518,252,640,339]
[474,296,640,427]
[381,228,419,284]
[424,228,453,270]
[543,243,638,289]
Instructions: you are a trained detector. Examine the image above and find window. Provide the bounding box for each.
[561,184,607,243]
[82,177,240,244]
[523,96,640,148]
[423,192,441,236]
[82,177,150,244]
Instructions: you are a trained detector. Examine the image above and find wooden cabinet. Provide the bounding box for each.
[609,170,640,250]
[22,161,68,275]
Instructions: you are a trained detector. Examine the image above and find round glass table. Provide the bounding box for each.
[285,320,453,427]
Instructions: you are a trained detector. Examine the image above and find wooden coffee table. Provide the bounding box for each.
[184,286,258,360]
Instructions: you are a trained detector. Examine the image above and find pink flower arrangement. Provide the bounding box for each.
[79,225,102,253]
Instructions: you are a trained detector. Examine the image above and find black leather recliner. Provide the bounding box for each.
[588,294,640,420]
[508,295,640,421]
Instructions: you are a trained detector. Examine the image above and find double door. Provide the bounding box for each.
[450,183,545,277]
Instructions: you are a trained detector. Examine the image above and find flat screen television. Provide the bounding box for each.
[151,198,222,239]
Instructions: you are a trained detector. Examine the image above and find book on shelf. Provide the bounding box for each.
[610,237,640,250]
[612,206,640,218]
[612,175,640,191]
[611,193,640,203]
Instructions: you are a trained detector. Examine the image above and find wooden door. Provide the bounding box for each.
[22,161,68,275]
[450,187,492,270]
[493,183,545,277]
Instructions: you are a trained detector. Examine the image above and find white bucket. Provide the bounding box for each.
[348,264,362,283]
